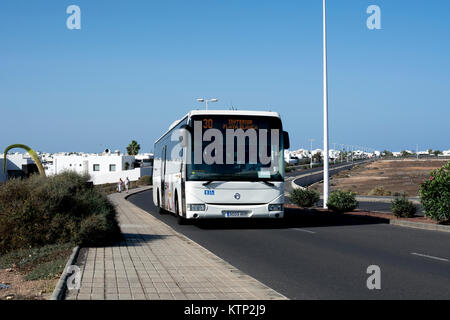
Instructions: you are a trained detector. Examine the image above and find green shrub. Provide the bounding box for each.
[327,190,358,213]
[419,162,450,222]
[137,175,152,186]
[391,195,417,218]
[0,172,122,253]
[290,188,320,208]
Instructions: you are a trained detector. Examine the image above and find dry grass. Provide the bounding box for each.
[0,269,56,300]
[310,159,448,197]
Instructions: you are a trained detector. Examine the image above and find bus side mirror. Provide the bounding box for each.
[180,124,192,133]
[283,131,290,149]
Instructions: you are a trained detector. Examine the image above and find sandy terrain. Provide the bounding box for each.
[310,159,448,197]
[0,268,57,300]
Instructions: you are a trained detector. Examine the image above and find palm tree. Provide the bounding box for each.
[3,144,46,176]
[127,140,140,156]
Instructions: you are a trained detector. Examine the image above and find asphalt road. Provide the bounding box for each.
[128,190,450,299]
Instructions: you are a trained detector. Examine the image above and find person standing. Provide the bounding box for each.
[125,177,130,193]
[118,178,123,193]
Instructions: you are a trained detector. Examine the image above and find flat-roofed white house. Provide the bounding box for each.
[47,151,153,185]
[1,150,153,185]
[0,153,39,183]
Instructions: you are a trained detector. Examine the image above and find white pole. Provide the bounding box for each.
[206,100,209,110]
[323,0,329,209]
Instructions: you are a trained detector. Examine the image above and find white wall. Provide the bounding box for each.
[0,159,6,183]
[49,154,152,185]
[90,166,152,185]
[0,154,34,183]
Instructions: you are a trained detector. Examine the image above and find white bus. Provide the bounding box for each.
[153,110,290,224]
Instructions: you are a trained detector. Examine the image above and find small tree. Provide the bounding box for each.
[432,150,443,157]
[312,151,322,163]
[401,150,411,157]
[124,162,130,170]
[382,150,393,157]
[127,140,141,156]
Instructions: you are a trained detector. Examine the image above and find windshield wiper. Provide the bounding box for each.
[202,180,214,186]
[261,181,275,187]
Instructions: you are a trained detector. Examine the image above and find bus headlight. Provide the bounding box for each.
[268,204,283,211]
[188,204,206,211]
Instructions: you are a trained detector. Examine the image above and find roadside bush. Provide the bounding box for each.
[0,172,122,254]
[368,186,392,196]
[391,195,417,218]
[290,188,320,208]
[419,162,450,222]
[327,190,358,213]
[137,175,152,186]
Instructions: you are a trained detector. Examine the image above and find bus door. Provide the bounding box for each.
[161,146,167,209]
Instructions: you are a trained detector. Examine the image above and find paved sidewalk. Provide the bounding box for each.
[65,187,287,300]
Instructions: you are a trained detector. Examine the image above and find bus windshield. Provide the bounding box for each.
[187,115,285,182]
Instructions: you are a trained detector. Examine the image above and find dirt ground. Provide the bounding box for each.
[310,159,448,197]
[0,268,57,300]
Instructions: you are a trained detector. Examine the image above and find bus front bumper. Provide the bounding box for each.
[186,203,284,219]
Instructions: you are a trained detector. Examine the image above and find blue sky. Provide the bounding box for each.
[1,0,449,153]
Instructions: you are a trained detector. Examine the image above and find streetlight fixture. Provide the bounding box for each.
[197,98,218,110]
[322,0,330,209]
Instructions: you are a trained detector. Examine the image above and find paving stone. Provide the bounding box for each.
[67,187,287,301]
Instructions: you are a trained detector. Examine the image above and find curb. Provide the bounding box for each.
[124,185,153,200]
[50,246,80,300]
[389,219,450,233]
[290,162,364,190]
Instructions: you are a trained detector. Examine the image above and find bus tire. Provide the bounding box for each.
[175,196,187,225]
[157,190,164,214]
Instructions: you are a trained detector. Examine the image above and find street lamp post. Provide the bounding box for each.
[323,0,329,209]
[309,139,315,169]
[197,98,218,110]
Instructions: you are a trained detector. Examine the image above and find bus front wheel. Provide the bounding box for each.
[175,197,187,225]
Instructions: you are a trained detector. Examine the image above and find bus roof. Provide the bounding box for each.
[188,109,280,118]
[155,110,281,144]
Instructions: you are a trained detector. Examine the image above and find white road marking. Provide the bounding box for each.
[411,252,449,262]
[293,228,316,234]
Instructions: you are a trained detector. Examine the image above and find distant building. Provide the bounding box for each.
[1,150,154,185]
[0,153,39,183]
[46,150,153,185]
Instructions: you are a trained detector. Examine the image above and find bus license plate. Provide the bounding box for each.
[224,211,250,218]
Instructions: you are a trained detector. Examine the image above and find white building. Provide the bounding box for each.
[46,151,153,185]
[0,153,38,183]
[1,151,153,185]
